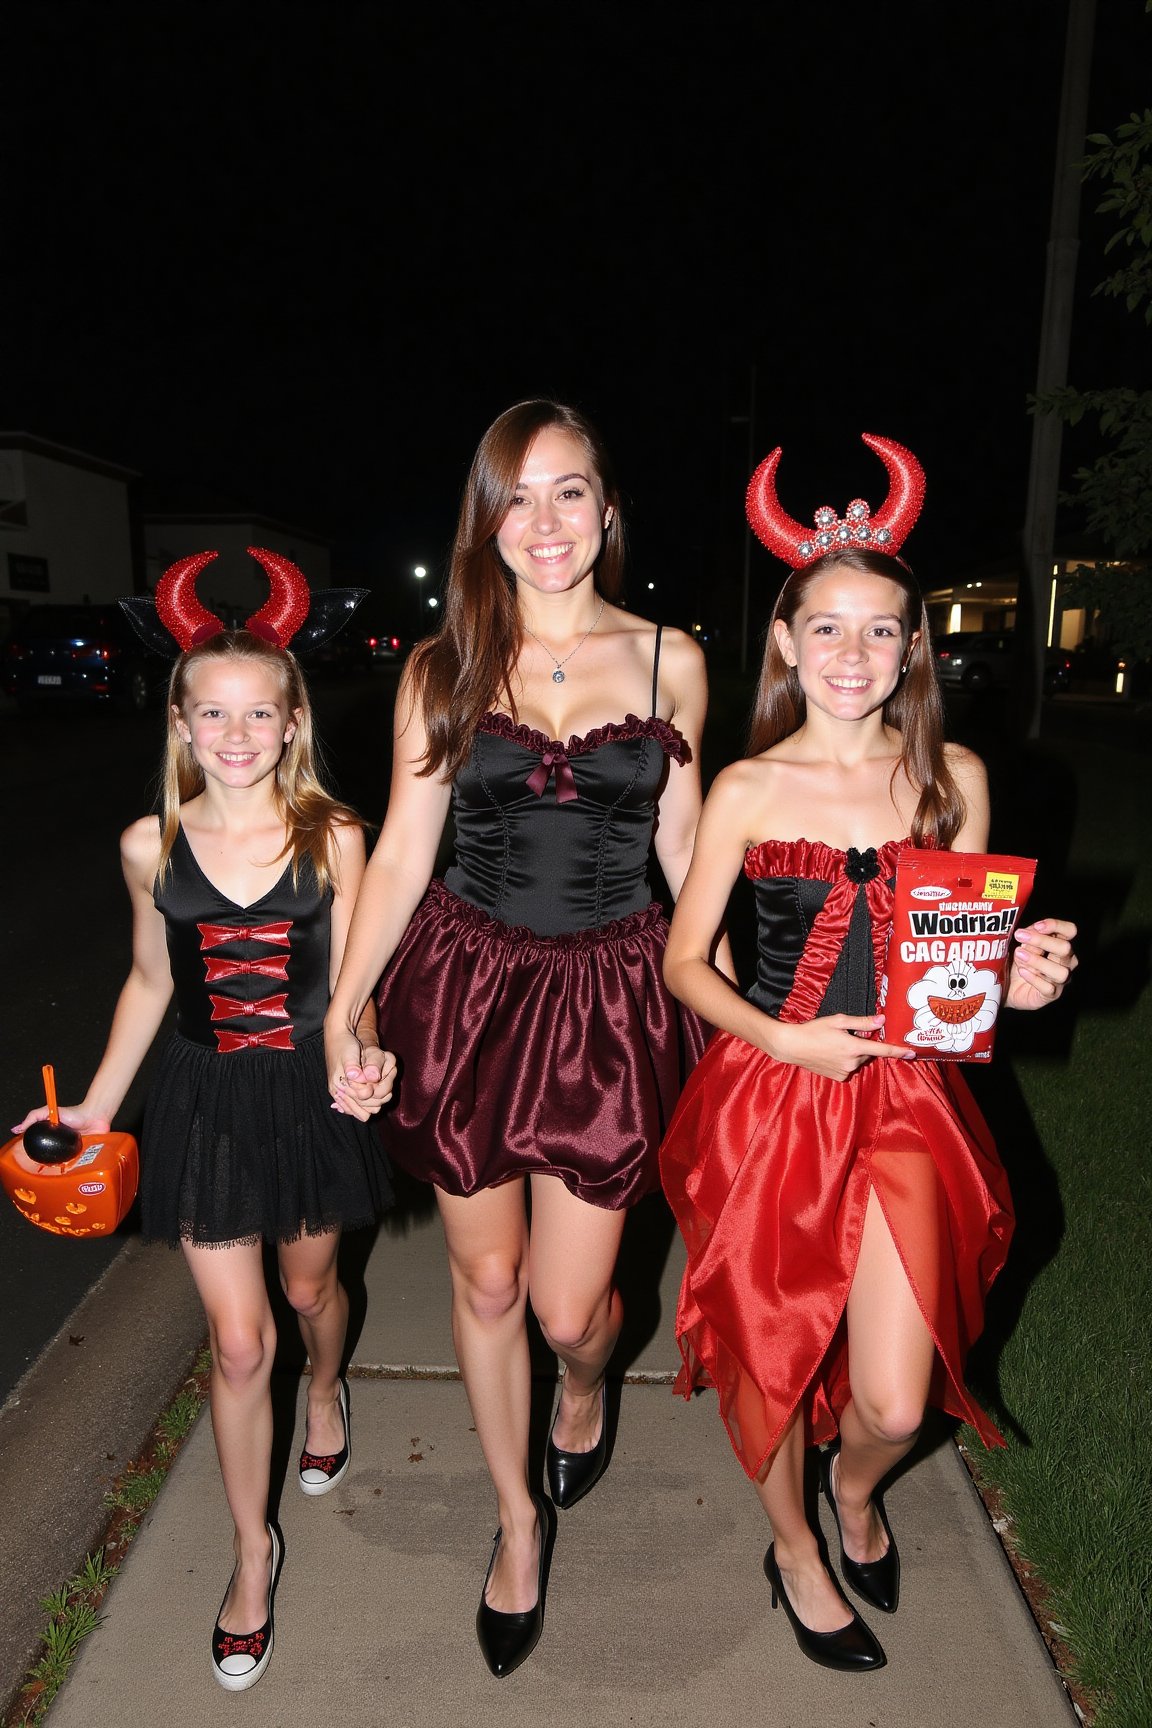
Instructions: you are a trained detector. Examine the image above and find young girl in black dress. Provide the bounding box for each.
[659,437,1078,1673]
[13,550,394,1691]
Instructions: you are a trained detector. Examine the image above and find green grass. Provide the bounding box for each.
[2,1348,211,1728]
[964,731,1152,1727]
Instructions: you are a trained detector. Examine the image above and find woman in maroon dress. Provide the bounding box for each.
[324,400,716,1677]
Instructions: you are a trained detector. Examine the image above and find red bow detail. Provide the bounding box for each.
[214,1631,267,1658]
[197,920,292,950]
[215,1025,296,1053]
[210,992,290,1021]
[204,954,290,983]
[526,747,578,804]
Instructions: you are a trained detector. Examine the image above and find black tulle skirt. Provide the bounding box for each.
[373,880,706,1210]
[140,1029,392,1247]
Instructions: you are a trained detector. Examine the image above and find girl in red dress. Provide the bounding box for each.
[659,437,1078,1672]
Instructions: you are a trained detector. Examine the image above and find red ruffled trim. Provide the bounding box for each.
[743,838,908,1025]
[479,710,688,765]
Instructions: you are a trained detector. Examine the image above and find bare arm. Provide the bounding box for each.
[651,631,737,982]
[325,818,399,1121]
[12,816,174,1135]
[323,662,452,1101]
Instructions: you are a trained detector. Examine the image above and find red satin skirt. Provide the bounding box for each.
[375,880,706,1210]
[659,1031,1014,1479]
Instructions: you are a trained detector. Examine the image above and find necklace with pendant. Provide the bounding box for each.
[523,596,606,684]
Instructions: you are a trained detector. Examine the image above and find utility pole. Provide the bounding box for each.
[1020,0,1096,738]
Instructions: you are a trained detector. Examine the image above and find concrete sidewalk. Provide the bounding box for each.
[11,1184,1077,1728]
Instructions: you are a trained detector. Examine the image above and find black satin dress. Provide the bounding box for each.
[374,633,705,1209]
[141,825,391,1247]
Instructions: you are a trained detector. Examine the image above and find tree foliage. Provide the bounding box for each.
[1030,99,1152,662]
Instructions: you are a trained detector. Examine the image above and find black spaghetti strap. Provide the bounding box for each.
[651,624,664,716]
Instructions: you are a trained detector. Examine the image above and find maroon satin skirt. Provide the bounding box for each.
[375,880,706,1210]
[660,1030,1015,1478]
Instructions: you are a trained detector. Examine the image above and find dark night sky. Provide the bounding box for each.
[4,0,1149,630]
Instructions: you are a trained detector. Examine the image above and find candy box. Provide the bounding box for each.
[0,1129,139,1236]
[879,849,1037,1061]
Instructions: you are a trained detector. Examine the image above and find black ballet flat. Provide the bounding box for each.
[211,1523,282,1692]
[475,1494,552,1679]
[764,1545,886,1672]
[545,1381,608,1510]
[299,1378,351,1495]
[820,1441,901,1614]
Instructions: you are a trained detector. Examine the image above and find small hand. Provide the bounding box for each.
[10,1103,110,1137]
[771,1014,915,1083]
[1005,917,1078,1011]
[330,1045,397,1120]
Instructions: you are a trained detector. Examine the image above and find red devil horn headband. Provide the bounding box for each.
[120,548,367,656]
[745,433,926,568]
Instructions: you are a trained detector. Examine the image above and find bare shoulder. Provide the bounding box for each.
[330,814,367,864]
[120,814,163,884]
[944,741,989,798]
[707,755,768,808]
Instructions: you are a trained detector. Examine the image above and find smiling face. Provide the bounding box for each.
[773,568,917,722]
[494,426,613,598]
[173,657,300,790]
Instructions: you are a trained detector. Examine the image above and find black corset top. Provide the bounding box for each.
[155,825,333,1050]
[443,712,688,936]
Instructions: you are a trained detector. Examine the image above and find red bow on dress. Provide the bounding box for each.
[526,747,578,804]
[215,1025,296,1053]
[209,993,290,1022]
[203,954,290,983]
[197,921,293,950]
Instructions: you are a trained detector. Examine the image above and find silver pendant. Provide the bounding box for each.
[552,668,565,684]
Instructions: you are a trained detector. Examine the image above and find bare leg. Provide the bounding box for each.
[183,1240,277,1634]
[528,1174,626,1451]
[436,1181,541,1614]
[754,1411,853,1634]
[278,1228,347,1456]
[835,1184,936,1564]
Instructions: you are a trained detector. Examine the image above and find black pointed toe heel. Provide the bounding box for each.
[299,1378,351,1495]
[476,1494,551,1679]
[764,1545,885,1672]
[211,1524,281,1692]
[820,1441,900,1614]
[545,1381,608,1510]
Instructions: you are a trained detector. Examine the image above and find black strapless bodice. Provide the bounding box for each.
[155,826,333,1049]
[443,712,687,936]
[743,837,905,1019]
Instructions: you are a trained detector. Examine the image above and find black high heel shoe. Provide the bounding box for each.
[820,1441,901,1613]
[211,1523,281,1692]
[764,1545,886,1672]
[475,1494,551,1678]
[545,1381,608,1509]
[299,1378,351,1495]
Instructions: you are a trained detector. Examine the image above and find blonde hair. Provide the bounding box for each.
[159,631,361,890]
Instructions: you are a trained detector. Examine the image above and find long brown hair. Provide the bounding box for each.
[159,631,362,889]
[409,399,625,780]
[746,549,966,847]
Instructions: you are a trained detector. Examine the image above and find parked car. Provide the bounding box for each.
[933,631,1073,696]
[364,627,405,664]
[2,603,163,713]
